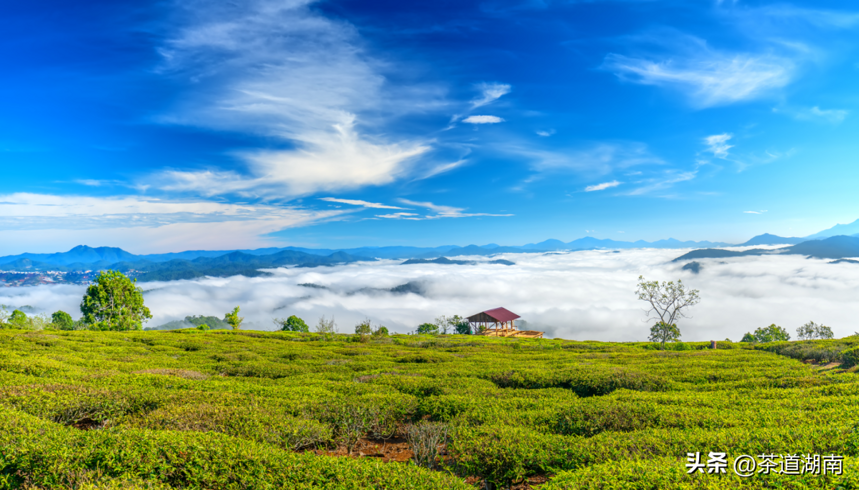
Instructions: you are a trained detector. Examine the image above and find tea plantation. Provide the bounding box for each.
[2,329,859,489]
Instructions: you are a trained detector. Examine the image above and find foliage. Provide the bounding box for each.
[224,306,243,331]
[454,317,472,335]
[354,319,373,337]
[9,309,28,326]
[2,329,859,488]
[374,325,389,337]
[636,275,700,325]
[406,421,449,469]
[51,310,75,330]
[417,323,439,335]
[314,315,337,339]
[80,270,152,331]
[196,323,210,331]
[274,315,309,332]
[797,321,834,340]
[740,332,755,342]
[648,321,681,349]
[751,323,791,342]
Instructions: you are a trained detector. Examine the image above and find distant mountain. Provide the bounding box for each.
[0,245,137,267]
[740,234,806,246]
[402,257,514,266]
[805,219,859,240]
[673,235,859,262]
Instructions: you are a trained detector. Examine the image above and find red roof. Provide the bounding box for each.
[469,307,520,323]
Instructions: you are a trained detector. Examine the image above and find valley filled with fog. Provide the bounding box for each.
[3,248,858,341]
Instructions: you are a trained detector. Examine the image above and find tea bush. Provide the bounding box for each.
[1,329,857,488]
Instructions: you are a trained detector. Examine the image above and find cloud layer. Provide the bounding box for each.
[5,249,859,341]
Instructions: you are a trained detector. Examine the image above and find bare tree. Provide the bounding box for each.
[636,276,700,347]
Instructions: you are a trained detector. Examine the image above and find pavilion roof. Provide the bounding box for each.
[467,307,520,323]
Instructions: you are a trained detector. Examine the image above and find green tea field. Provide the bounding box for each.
[2,329,859,489]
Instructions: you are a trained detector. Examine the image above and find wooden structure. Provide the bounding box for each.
[468,307,544,339]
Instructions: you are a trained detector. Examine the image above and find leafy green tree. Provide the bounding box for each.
[80,270,152,331]
[354,319,372,337]
[648,321,681,349]
[374,325,389,336]
[416,323,439,335]
[197,323,210,331]
[797,321,834,340]
[0,305,9,324]
[274,315,309,332]
[752,324,790,343]
[449,315,471,335]
[224,306,243,330]
[740,332,755,343]
[9,309,28,327]
[51,310,74,330]
[637,276,700,347]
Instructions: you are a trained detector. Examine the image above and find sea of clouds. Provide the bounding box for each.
[2,248,859,341]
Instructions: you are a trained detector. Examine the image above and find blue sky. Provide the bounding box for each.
[1,0,858,254]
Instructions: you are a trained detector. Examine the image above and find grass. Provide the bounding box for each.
[1,329,858,489]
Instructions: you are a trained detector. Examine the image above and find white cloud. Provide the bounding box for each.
[519,142,664,175]
[319,198,406,210]
[376,212,420,220]
[603,50,793,107]
[397,199,513,219]
[462,115,505,124]
[470,82,511,109]
[744,210,768,214]
[536,129,555,137]
[625,171,697,196]
[10,250,859,341]
[585,180,622,192]
[414,159,469,181]
[703,133,734,158]
[0,193,344,254]
[152,0,434,197]
[789,106,849,124]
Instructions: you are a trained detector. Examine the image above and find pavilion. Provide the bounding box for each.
[467,307,544,338]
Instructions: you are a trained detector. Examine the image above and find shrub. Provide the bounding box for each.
[417,323,439,335]
[275,315,309,332]
[842,346,859,367]
[406,421,449,469]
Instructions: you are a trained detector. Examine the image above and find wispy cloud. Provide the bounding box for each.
[625,171,697,196]
[585,180,621,192]
[462,115,505,124]
[775,106,848,124]
[535,129,555,137]
[603,47,794,108]
[744,210,768,214]
[0,193,345,254]
[397,199,513,219]
[703,134,734,158]
[520,142,664,175]
[151,0,435,197]
[414,159,469,181]
[319,198,406,210]
[470,82,511,109]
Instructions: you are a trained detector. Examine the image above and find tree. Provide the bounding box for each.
[416,323,439,335]
[51,311,74,330]
[636,276,700,346]
[752,324,790,343]
[740,332,756,343]
[197,323,210,331]
[274,315,309,332]
[374,325,389,337]
[79,270,152,331]
[355,319,372,337]
[648,321,681,349]
[9,309,28,327]
[435,316,451,334]
[315,316,337,339]
[454,316,472,335]
[224,306,243,330]
[797,321,834,340]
